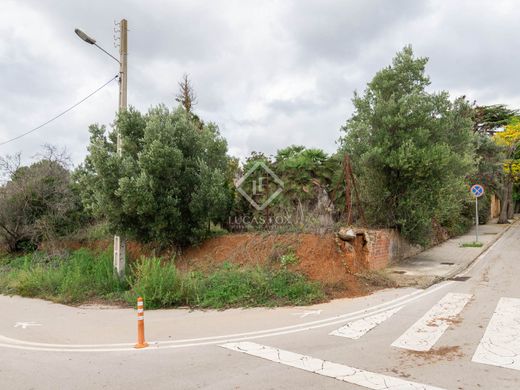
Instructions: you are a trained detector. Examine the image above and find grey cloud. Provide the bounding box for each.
[282,0,430,64]
[1,0,519,168]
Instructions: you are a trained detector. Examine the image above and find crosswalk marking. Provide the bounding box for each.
[221,341,445,390]
[391,293,472,352]
[330,307,402,339]
[472,297,520,371]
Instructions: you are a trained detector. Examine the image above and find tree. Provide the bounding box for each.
[76,106,232,246]
[472,104,518,135]
[0,148,82,252]
[274,146,334,206]
[340,46,475,244]
[494,117,520,223]
[175,73,197,114]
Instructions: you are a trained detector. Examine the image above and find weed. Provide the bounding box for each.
[0,250,324,309]
[125,257,184,309]
[279,252,299,268]
[0,249,126,304]
[461,242,484,248]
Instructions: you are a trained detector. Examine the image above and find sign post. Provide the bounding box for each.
[470,184,485,243]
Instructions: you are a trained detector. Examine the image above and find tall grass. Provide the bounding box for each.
[0,249,126,303]
[195,262,323,308]
[0,250,324,309]
[125,258,186,308]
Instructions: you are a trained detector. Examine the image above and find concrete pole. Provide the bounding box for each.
[114,19,128,278]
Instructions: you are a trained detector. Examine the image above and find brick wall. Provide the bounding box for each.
[338,228,422,271]
[364,230,392,270]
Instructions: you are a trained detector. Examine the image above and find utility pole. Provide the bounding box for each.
[114,19,128,278]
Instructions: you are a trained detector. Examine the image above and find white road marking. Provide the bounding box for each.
[472,297,520,371]
[292,310,322,318]
[330,307,402,339]
[221,341,445,390]
[14,322,42,329]
[0,282,453,353]
[392,292,472,352]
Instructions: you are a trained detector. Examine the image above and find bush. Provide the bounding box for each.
[0,153,84,252]
[76,106,233,247]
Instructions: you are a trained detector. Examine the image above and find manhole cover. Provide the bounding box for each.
[440,262,455,265]
[449,276,471,282]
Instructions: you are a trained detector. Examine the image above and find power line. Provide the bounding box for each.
[0,74,119,147]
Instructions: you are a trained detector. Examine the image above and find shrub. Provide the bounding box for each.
[125,258,184,308]
[0,152,84,252]
[76,106,233,247]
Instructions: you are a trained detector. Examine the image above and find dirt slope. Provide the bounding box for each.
[178,232,372,298]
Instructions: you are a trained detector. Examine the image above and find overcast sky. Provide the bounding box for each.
[1,0,519,166]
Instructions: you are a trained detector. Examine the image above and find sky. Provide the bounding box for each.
[1,0,519,167]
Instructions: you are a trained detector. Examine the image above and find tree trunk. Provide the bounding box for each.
[507,180,515,219]
[498,179,511,224]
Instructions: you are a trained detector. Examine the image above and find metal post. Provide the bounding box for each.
[475,196,479,243]
[114,19,128,278]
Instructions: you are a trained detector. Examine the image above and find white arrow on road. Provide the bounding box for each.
[14,322,42,329]
[292,310,322,319]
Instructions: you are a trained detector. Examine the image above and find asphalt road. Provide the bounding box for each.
[1,222,519,389]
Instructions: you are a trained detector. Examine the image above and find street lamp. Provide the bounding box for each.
[75,20,128,278]
[74,28,121,64]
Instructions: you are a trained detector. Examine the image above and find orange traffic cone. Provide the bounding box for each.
[134,297,149,349]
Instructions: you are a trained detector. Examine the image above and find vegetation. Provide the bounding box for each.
[0,50,517,309]
[0,147,83,252]
[472,104,518,135]
[0,249,125,303]
[340,46,476,245]
[75,106,233,246]
[461,242,484,248]
[228,146,339,232]
[493,118,520,222]
[471,104,519,223]
[0,249,324,309]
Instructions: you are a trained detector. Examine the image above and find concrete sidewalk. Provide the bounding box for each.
[388,216,519,287]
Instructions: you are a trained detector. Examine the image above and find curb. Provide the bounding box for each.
[439,218,519,283]
[391,218,519,289]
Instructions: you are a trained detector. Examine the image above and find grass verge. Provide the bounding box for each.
[461,241,484,248]
[0,250,324,309]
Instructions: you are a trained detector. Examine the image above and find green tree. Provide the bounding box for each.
[0,150,82,252]
[76,105,232,246]
[340,46,475,244]
[472,104,518,135]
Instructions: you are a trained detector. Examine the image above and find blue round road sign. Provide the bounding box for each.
[470,184,484,198]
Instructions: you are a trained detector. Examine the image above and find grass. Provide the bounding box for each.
[0,249,127,304]
[461,241,484,248]
[0,249,324,309]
